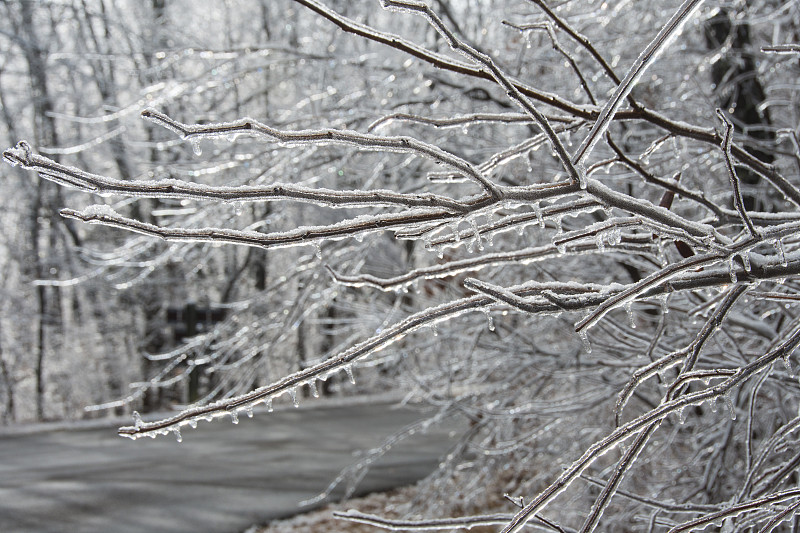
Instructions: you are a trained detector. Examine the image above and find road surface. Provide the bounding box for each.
[0,398,460,533]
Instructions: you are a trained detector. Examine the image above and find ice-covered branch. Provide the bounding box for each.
[717,109,760,237]
[571,0,705,167]
[381,0,585,189]
[667,488,800,533]
[761,44,800,54]
[328,241,649,292]
[59,204,465,250]
[290,0,593,118]
[367,111,574,132]
[141,109,500,196]
[2,141,470,212]
[333,510,518,531]
[525,0,623,87]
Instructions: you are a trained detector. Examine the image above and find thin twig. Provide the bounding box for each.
[716,109,760,238]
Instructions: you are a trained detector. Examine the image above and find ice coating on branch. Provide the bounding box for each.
[76,204,121,219]
[572,0,705,167]
[2,140,33,166]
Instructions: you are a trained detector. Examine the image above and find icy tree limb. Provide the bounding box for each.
[667,488,800,533]
[761,44,800,54]
[291,0,592,118]
[717,109,760,237]
[380,0,585,189]
[59,205,466,250]
[333,510,518,531]
[367,111,573,132]
[503,20,598,105]
[2,141,470,212]
[328,241,651,292]
[525,0,623,87]
[571,0,705,167]
[140,109,500,196]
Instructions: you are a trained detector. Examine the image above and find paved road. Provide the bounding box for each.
[0,398,460,533]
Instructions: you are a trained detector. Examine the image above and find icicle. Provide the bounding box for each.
[483,310,495,332]
[289,387,299,407]
[625,301,636,328]
[133,411,143,430]
[724,394,736,420]
[189,138,202,156]
[576,165,587,190]
[774,239,788,267]
[554,216,563,234]
[431,323,439,337]
[308,379,320,398]
[266,398,273,412]
[314,242,322,260]
[678,407,686,425]
[535,204,544,229]
[579,330,592,353]
[554,239,567,255]
[245,405,254,418]
[469,219,483,252]
[728,258,738,283]
[486,231,494,248]
[659,293,669,314]
[595,232,606,253]
[657,239,668,267]
[451,222,461,242]
[344,364,356,384]
[609,226,622,245]
[230,410,239,424]
[740,252,751,272]
[188,419,197,429]
[709,397,717,413]
[354,233,364,243]
[782,353,795,377]
[174,428,183,443]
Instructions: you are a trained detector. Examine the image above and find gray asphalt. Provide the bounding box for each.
[0,398,460,533]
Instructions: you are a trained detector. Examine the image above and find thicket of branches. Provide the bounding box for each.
[4,0,800,531]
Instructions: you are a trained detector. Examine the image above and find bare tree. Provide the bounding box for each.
[4,0,800,531]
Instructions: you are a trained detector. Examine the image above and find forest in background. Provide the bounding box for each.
[2,0,800,531]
